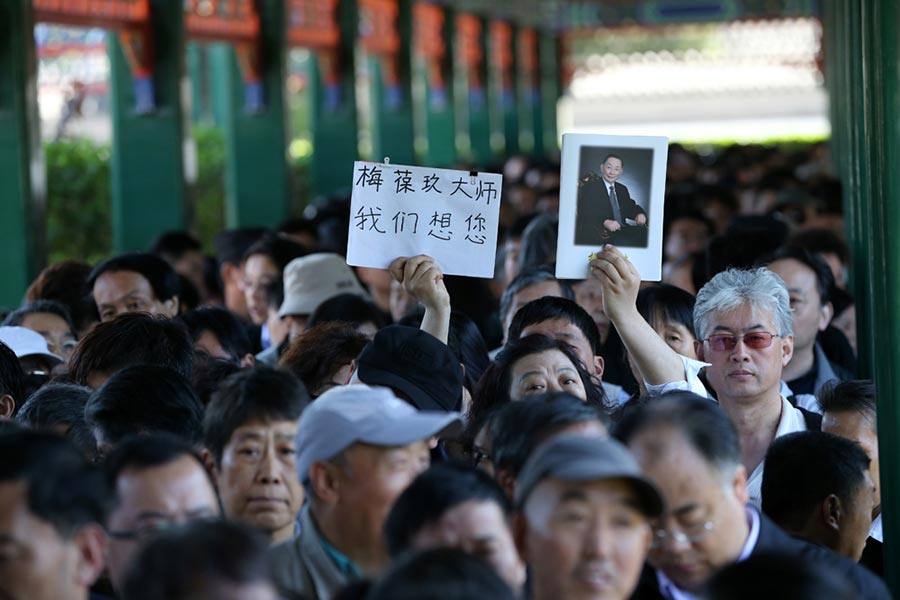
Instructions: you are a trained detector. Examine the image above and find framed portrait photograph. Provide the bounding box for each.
[555,133,668,281]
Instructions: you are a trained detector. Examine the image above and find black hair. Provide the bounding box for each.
[601,153,624,166]
[499,266,574,326]
[384,464,512,557]
[761,245,835,306]
[472,335,607,425]
[86,365,204,446]
[148,231,202,262]
[517,214,559,273]
[15,383,96,458]
[508,296,601,354]
[175,274,200,313]
[25,260,99,334]
[264,277,284,309]
[2,299,77,335]
[0,341,26,414]
[365,548,517,600]
[102,433,211,496]
[0,430,111,536]
[68,313,194,386]
[241,233,307,273]
[213,228,268,267]
[278,217,319,243]
[613,391,741,472]
[491,392,605,478]
[190,354,243,407]
[307,293,387,331]
[203,366,310,464]
[121,520,272,600]
[789,228,850,264]
[88,252,181,302]
[448,312,492,391]
[635,284,697,338]
[761,431,871,532]
[819,379,876,420]
[279,322,370,397]
[177,307,253,363]
[705,551,855,600]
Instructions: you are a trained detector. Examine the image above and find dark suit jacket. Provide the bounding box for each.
[574,174,646,246]
[629,510,890,600]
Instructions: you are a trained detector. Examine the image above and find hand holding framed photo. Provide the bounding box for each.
[555,133,668,281]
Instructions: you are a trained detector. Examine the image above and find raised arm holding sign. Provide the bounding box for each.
[347,162,503,279]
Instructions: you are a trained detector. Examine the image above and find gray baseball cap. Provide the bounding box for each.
[295,384,462,482]
[515,434,664,517]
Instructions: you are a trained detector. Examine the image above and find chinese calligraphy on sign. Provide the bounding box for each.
[347,162,503,278]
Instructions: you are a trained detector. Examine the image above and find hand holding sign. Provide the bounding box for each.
[390,254,451,343]
[347,162,503,278]
[590,245,641,325]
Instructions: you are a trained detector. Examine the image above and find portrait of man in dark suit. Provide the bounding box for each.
[574,153,648,247]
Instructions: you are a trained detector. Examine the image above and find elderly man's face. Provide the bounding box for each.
[93,271,177,322]
[519,478,651,600]
[767,259,831,354]
[332,441,431,551]
[695,305,793,405]
[628,426,749,592]
[105,456,220,592]
[410,499,526,592]
[0,481,104,600]
[213,419,304,544]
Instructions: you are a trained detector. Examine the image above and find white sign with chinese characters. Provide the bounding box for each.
[346,161,503,278]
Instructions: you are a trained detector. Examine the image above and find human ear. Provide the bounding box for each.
[823,494,842,531]
[161,296,180,318]
[309,461,341,505]
[694,340,705,362]
[73,524,107,587]
[0,394,15,418]
[819,302,834,331]
[731,465,749,506]
[200,448,219,486]
[594,355,605,378]
[496,468,517,501]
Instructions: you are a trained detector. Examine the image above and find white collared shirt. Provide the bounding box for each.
[655,508,761,600]
[745,396,809,508]
[870,513,883,543]
[644,355,810,508]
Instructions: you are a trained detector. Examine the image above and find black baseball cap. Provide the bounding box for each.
[356,325,463,412]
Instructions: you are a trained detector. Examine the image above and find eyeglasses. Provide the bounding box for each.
[703,332,779,352]
[650,520,715,549]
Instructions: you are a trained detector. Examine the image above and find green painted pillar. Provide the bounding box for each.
[457,14,491,165]
[857,1,900,594]
[539,31,560,156]
[108,0,186,252]
[489,21,518,155]
[415,4,455,166]
[309,0,359,197]
[519,32,544,159]
[825,0,873,376]
[0,1,43,308]
[210,0,291,228]
[367,0,415,164]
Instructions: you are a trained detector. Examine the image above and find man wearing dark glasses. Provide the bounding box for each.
[591,246,816,508]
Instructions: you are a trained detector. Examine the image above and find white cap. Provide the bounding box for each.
[0,326,63,365]
[278,253,370,318]
[295,384,461,482]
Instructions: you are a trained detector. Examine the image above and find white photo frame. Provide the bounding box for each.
[555,133,668,281]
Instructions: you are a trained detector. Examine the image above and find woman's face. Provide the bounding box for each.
[509,349,587,401]
[242,254,278,325]
[651,319,697,359]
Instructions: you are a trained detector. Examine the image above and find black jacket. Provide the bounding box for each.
[574,174,646,245]
[630,510,890,600]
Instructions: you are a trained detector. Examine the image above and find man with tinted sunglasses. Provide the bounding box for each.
[592,246,816,508]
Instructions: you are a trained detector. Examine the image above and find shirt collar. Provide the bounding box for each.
[309,511,361,578]
[870,513,883,543]
[655,507,760,600]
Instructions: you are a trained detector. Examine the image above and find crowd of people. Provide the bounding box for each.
[0,141,890,599]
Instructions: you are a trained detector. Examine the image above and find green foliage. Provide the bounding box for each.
[189,126,227,252]
[44,139,112,265]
